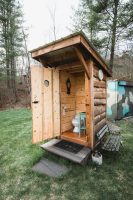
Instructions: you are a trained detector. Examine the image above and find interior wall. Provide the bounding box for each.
[60,71,76,133]
[75,73,85,114]
[60,71,85,133]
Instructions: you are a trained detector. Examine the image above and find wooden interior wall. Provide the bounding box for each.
[60,71,76,133]
[60,71,86,133]
[93,63,107,139]
[75,74,86,113]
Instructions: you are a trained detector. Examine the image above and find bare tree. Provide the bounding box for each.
[47,4,57,41]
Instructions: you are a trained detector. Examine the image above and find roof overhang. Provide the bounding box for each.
[30,32,112,77]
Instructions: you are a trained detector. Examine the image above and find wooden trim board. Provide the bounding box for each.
[74,47,90,79]
[31,35,81,58]
[85,60,94,149]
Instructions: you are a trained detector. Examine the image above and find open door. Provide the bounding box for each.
[31,66,60,143]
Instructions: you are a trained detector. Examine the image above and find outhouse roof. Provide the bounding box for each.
[30,31,112,76]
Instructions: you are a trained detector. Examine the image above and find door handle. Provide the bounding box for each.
[32,101,39,104]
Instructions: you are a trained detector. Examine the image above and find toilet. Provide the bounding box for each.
[72,114,80,133]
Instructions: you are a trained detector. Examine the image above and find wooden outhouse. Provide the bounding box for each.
[30,32,112,161]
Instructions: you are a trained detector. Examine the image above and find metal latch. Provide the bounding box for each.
[32,101,39,104]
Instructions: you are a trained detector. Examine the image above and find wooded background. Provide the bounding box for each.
[71,0,133,80]
[0,0,30,108]
[0,0,133,109]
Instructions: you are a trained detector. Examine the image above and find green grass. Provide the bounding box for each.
[0,108,133,200]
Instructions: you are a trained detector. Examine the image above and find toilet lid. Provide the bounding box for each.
[75,114,80,119]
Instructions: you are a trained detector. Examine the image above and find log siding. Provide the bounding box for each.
[93,64,107,139]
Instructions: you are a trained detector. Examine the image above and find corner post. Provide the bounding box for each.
[85,59,94,149]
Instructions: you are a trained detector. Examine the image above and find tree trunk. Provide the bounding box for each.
[6,66,10,88]
[22,29,30,73]
[4,11,11,89]
[6,44,11,88]
[22,29,31,96]
[109,0,119,69]
[11,57,17,102]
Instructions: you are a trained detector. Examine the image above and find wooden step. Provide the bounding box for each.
[40,139,91,165]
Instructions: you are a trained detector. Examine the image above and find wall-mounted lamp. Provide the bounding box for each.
[66,78,71,94]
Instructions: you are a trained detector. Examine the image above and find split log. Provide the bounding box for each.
[94,81,106,88]
[94,106,106,117]
[93,77,106,83]
[94,92,106,99]
[94,118,106,134]
[94,87,106,93]
[94,99,106,105]
[94,112,106,125]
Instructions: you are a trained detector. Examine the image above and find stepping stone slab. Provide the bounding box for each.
[32,158,69,177]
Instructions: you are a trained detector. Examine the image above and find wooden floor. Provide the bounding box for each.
[61,130,88,146]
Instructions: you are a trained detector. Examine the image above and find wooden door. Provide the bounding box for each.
[31,66,60,143]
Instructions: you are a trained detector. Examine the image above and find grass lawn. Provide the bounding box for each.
[0,108,133,200]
